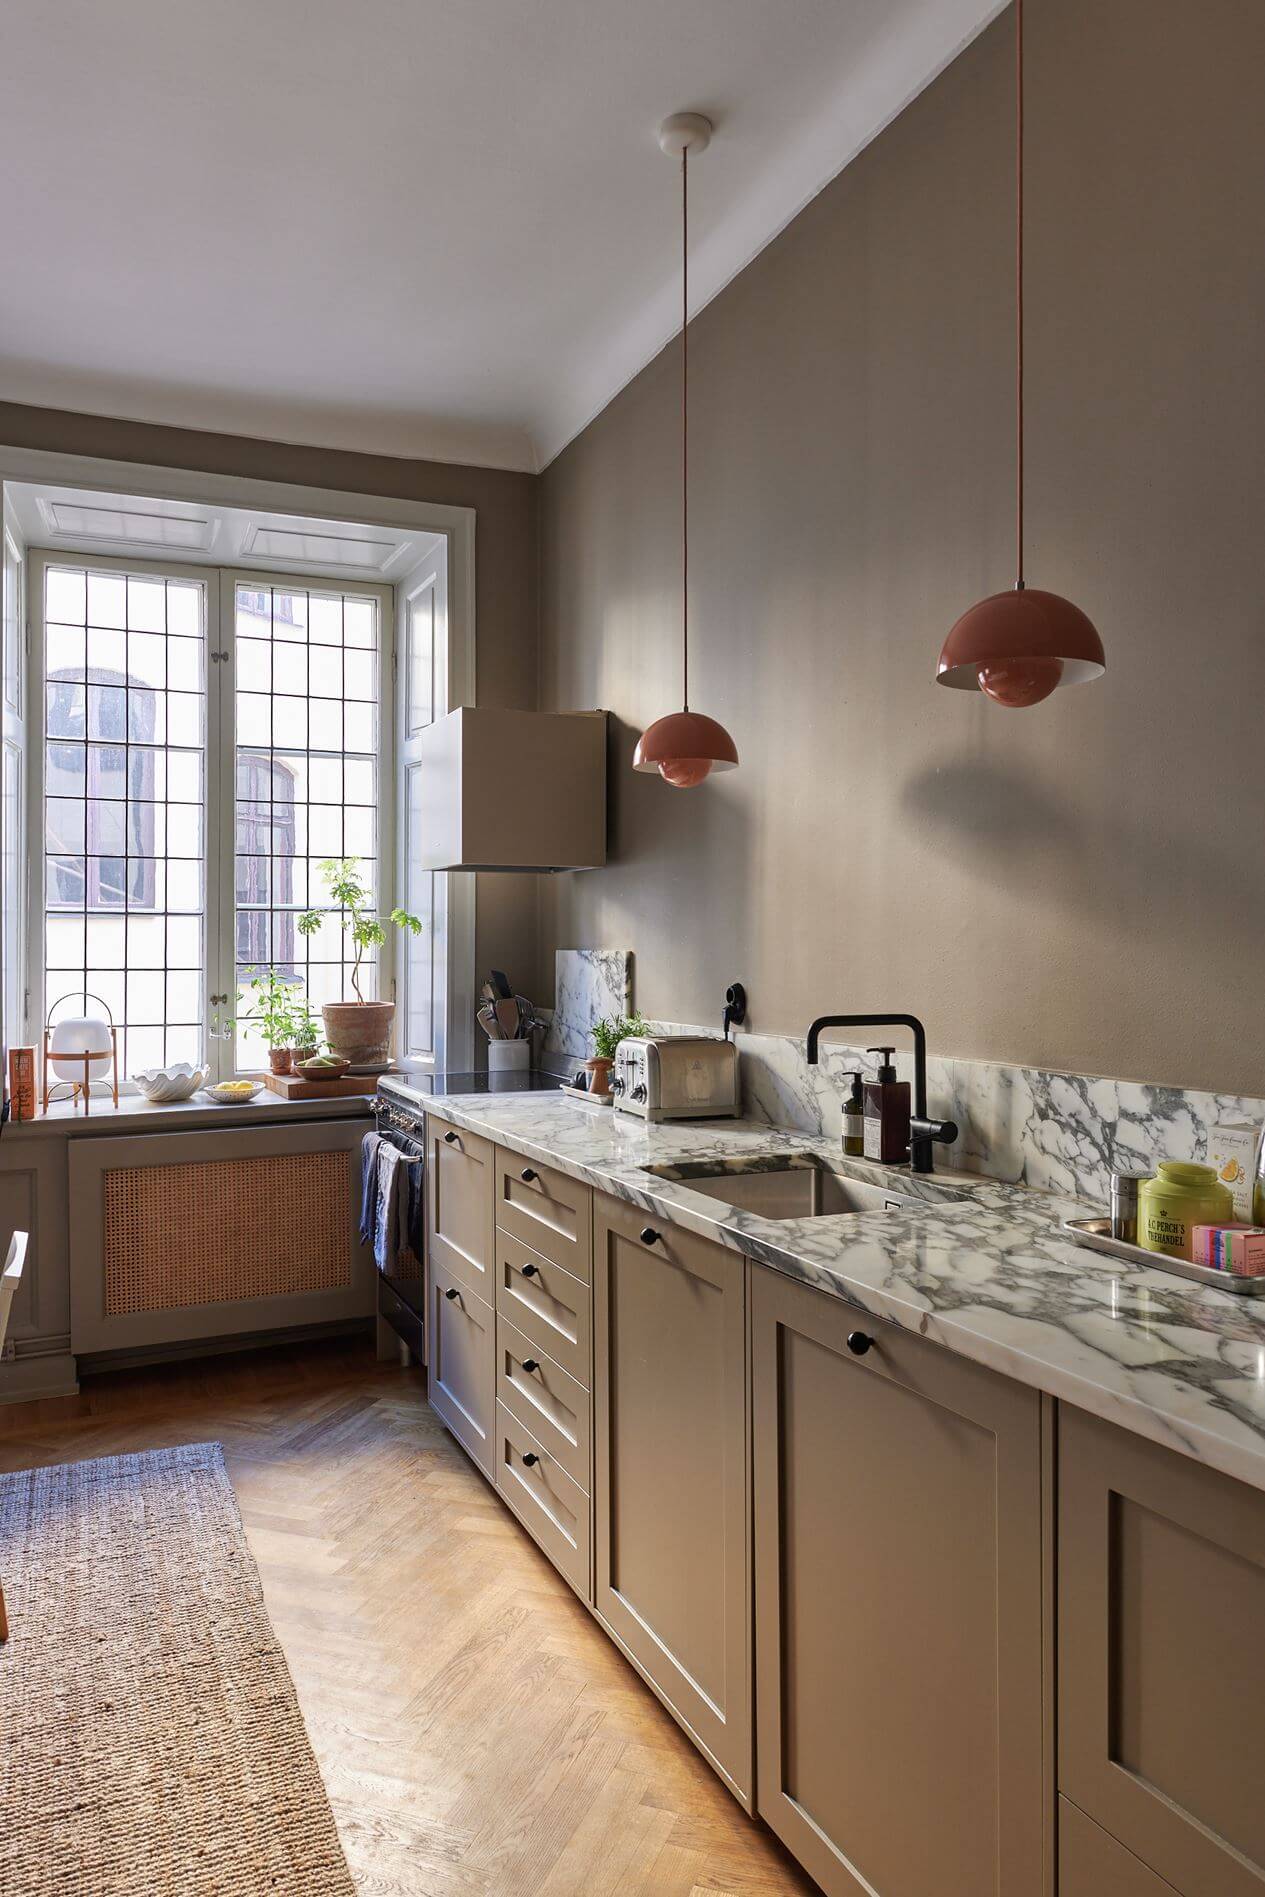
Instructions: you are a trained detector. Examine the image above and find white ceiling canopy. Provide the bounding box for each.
[1,0,1001,474]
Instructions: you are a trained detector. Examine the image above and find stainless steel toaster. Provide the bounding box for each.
[612,1035,739,1121]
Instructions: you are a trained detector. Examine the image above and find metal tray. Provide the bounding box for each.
[1061,1217,1265,1296]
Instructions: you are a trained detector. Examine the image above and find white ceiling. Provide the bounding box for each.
[1,0,1001,474]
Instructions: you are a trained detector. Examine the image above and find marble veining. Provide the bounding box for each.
[384,1078,1265,1495]
[645,1018,1263,1210]
[543,949,632,1062]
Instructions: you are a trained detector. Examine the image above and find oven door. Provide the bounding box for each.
[372,1106,427,1326]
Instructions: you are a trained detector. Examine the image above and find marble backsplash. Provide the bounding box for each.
[642,1018,1264,1211]
[542,949,632,1062]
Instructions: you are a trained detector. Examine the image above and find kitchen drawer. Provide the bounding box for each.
[495,1147,592,1281]
[497,1313,591,1493]
[495,1228,591,1388]
[495,1400,591,1603]
[428,1258,495,1480]
[1060,1800,1179,1896]
[427,1116,495,1300]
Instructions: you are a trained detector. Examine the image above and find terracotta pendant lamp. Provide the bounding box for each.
[937,0,1105,707]
[634,113,738,787]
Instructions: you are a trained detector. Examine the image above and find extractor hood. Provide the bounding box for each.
[415,708,607,871]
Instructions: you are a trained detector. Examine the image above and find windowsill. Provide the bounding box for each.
[4,1089,375,1139]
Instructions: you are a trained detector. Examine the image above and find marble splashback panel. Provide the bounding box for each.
[543,949,632,1061]
[643,1018,1264,1210]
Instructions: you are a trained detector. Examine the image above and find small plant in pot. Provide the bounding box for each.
[239,968,305,1074]
[289,995,323,1068]
[587,1012,650,1095]
[298,858,422,1067]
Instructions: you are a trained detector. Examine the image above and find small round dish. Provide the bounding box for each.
[295,1056,351,1081]
[201,1080,263,1105]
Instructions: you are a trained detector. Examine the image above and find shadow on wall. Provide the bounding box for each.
[899,756,1259,930]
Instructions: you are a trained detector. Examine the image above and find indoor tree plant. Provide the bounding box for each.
[298,858,422,1065]
[587,1012,649,1094]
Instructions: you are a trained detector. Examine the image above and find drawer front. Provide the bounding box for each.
[495,1401,591,1602]
[1060,1800,1180,1896]
[427,1117,495,1299]
[495,1229,591,1388]
[495,1148,592,1281]
[428,1258,495,1480]
[497,1313,591,1493]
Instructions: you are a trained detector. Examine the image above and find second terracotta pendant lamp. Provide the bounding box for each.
[937,0,1105,705]
[634,114,739,788]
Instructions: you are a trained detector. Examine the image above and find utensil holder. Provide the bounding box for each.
[487,1039,531,1088]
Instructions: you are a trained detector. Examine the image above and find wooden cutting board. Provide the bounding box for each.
[262,1071,380,1100]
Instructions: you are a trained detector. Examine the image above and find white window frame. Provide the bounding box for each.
[3,444,477,1082]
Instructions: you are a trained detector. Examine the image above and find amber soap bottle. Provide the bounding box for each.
[862,1047,911,1165]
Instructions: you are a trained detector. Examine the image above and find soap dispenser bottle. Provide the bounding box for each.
[863,1047,911,1165]
[842,1072,865,1157]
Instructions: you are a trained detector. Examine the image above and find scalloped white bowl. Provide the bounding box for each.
[132,1061,211,1103]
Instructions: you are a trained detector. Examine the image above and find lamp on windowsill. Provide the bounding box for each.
[42,991,119,1115]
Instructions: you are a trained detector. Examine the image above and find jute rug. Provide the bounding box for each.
[0,1442,356,1895]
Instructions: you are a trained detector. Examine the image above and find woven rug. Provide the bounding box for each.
[0,1442,356,1895]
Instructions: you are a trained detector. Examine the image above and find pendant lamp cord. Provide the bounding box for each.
[681,145,690,709]
[1015,0,1025,591]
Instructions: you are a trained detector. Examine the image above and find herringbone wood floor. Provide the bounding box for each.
[0,1338,816,1897]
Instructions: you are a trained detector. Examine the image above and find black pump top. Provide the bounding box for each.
[867,1046,898,1083]
[843,1069,865,1105]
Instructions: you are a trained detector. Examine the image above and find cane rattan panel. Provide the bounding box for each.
[103,1149,350,1315]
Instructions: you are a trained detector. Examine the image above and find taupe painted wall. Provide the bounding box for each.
[0,399,545,1000]
[538,0,1265,1097]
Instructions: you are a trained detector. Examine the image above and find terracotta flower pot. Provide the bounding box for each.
[322,1000,394,1066]
[583,1056,614,1096]
[268,1047,292,1075]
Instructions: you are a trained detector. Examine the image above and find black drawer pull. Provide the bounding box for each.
[846,1331,873,1356]
[444,1286,460,1301]
[640,1227,660,1246]
[522,1451,539,1468]
[443,1129,458,1144]
[521,1359,539,1374]
[520,1166,538,1182]
[520,1262,539,1279]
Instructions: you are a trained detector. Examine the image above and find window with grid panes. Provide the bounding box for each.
[41,562,208,1079]
[232,583,380,1072]
[37,560,386,1083]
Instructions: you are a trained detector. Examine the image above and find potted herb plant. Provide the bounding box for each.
[298,858,422,1066]
[239,968,305,1074]
[587,1012,649,1095]
[289,995,323,1067]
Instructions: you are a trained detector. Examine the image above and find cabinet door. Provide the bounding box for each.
[1059,1799,1180,1896]
[1059,1405,1265,1897]
[428,1257,495,1480]
[494,1229,591,1388]
[426,1115,494,1299]
[494,1147,592,1279]
[592,1194,751,1806]
[752,1267,1044,1897]
[495,1401,591,1603]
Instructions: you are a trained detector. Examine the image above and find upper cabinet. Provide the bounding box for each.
[416,708,606,871]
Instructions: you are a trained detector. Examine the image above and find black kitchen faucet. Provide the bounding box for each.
[805,1012,958,1175]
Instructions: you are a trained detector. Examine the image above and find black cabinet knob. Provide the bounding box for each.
[846,1330,873,1356]
[443,1130,458,1144]
[640,1227,660,1246]
[521,1167,537,1182]
[522,1359,538,1374]
[521,1262,539,1278]
[444,1286,459,1301]
[522,1452,539,1467]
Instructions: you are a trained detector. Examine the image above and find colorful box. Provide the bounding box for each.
[1207,1122,1261,1221]
[1192,1223,1265,1275]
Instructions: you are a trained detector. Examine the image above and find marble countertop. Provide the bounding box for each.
[383,1078,1265,1495]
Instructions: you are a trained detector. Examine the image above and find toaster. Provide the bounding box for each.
[611,1035,739,1121]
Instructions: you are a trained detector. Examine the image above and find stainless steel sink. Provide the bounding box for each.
[641,1155,924,1219]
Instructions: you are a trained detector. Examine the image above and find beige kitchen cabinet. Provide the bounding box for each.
[591,1192,752,1806]
[751,1266,1045,1897]
[494,1400,591,1601]
[1059,1405,1265,1897]
[426,1115,495,1300]
[494,1145,592,1279]
[428,1255,496,1480]
[1059,1799,1179,1895]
